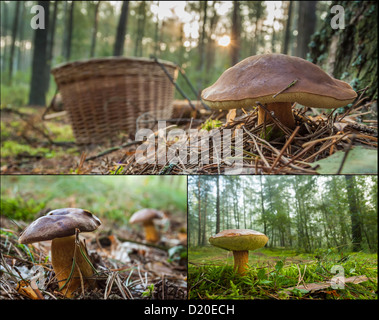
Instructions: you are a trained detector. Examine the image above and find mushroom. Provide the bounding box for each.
[209,229,268,275]
[129,208,164,243]
[18,208,101,298]
[201,53,357,130]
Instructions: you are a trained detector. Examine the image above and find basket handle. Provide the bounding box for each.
[42,88,68,120]
[150,55,210,111]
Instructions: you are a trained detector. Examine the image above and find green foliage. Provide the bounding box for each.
[142,284,155,298]
[168,245,187,263]
[1,176,187,223]
[188,247,377,300]
[1,196,47,221]
[200,119,223,131]
[0,83,29,107]
[1,140,56,159]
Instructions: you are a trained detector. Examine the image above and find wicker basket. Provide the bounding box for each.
[51,57,178,144]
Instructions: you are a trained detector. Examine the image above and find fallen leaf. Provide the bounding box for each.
[324,290,340,297]
[226,109,237,124]
[282,275,370,295]
[17,280,44,300]
[333,122,349,132]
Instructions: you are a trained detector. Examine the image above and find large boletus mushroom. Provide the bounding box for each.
[201,53,357,129]
[129,208,164,243]
[19,208,101,298]
[209,229,268,275]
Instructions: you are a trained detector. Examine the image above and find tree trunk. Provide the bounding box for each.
[259,176,267,235]
[197,0,208,94]
[205,1,218,75]
[65,1,74,61]
[1,2,8,73]
[16,2,25,72]
[90,1,101,58]
[230,0,241,65]
[45,0,58,93]
[153,5,160,57]
[134,1,146,57]
[113,1,129,56]
[296,1,317,59]
[28,1,50,106]
[61,1,67,58]
[216,176,220,234]
[282,1,293,54]
[197,178,201,246]
[248,1,264,56]
[201,192,208,246]
[8,1,20,85]
[345,175,362,251]
[308,1,377,101]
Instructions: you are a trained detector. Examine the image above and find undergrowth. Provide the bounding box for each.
[188,247,377,300]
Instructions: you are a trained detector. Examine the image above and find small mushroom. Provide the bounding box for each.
[201,53,357,130]
[209,229,268,275]
[129,209,164,243]
[18,208,101,298]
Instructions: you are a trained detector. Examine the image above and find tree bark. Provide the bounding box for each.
[230,0,241,65]
[197,177,202,246]
[296,1,317,59]
[134,1,146,57]
[282,1,293,54]
[216,175,220,234]
[8,1,20,84]
[63,1,74,61]
[28,1,50,106]
[345,175,362,251]
[16,2,26,72]
[113,1,129,56]
[90,1,101,58]
[308,1,377,101]
[45,0,58,93]
[197,0,208,94]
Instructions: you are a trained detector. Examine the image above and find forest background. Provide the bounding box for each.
[188,175,377,253]
[1,1,377,107]
[187,175,377,300]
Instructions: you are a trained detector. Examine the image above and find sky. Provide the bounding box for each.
[116,1,284,48]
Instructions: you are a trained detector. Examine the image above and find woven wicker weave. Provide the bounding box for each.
[51,57,178,144]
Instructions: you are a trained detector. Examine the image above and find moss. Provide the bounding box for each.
[309,1,377,101]
[1,196,47,221]
[1,140,55,159]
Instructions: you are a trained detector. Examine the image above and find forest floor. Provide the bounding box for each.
[1,98,377,174]
[0,215,187,300]
[188,246,377,300]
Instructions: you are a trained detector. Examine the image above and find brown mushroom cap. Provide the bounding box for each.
[129,209,164,224]
[19,208,101,244]
[209,229,268,251]
[201,53,357,110]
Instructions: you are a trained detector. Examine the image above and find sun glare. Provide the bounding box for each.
[218,35,231,47]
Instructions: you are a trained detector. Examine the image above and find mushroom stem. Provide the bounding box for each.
[232,250,249,275]
[142,221,160,243]
[51,235,95,298]
[257,102,295,129]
